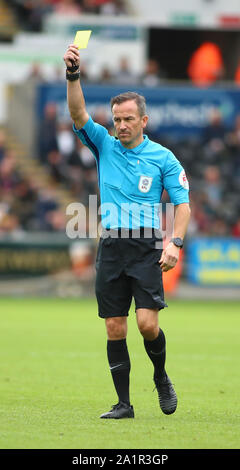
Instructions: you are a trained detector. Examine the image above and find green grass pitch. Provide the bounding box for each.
[0,297,239,449]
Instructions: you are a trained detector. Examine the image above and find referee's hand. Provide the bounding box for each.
[63,44,80,69]
[159,242,180,272]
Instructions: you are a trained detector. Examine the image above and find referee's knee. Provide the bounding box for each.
[136,308,159,340]
[105,317,127,340]
[137,319,159,341]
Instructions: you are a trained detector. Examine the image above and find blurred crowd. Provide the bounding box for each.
[8,0,129,32]
[0,127,66,235]
[1,98,240,238]
[26,56,166,88]
[37,101,100,205]
[162,108,240,238]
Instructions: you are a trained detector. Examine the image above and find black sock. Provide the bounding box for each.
[143,328,166,380]
[107,339,131,405]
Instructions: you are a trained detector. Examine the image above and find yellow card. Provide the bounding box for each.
[74,30,92,49]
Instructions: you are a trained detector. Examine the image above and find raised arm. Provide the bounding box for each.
[63,44,89,130]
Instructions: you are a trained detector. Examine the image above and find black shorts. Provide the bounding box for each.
[95,228,167,318]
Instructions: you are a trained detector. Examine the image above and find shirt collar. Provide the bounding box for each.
[118,134,149,154]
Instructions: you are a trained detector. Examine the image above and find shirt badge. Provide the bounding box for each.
[138,175,153,193]
[178,169,189,190]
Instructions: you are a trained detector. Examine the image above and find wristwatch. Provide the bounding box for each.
[170,237,184,248]
[66,70,80,81]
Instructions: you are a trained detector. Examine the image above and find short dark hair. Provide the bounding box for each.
[110,92,146,117]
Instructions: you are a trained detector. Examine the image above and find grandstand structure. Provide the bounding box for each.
[0,0,240,297]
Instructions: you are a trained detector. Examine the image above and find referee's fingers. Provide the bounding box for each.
[161,263,171,272]
[159,252,170,265]
[160,255,178,271]
[159,250,165,263]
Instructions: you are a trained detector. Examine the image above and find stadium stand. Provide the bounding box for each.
[6,0,129,33]
[0,125,72,235]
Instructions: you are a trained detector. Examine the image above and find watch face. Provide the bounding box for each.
[172,237,183,247]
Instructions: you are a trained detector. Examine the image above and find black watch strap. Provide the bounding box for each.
[66,70,80,81]
[170,237,184,248]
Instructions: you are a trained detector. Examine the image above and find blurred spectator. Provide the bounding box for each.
[202,108,227,163]
[203,108,226,144]
[209,217,229,236]
[78,62,90,82]
[11,178,37,230]
[65,143,84,194]
[0,150,20,194]
[56,120,76,162]
[38,102,58,164]
[27,62,45,84]
[202,165,223,212]
[99,0,128,15]
[54,0,82,14]
[47,149,66,183]
[99,66,114,84]
[62,133,98,202]
[79,0,128,14]
[187,42,224,87]
[0,129,7,163]
[225,114,240,181]
[34,187,59,231]
[45,209,66,232]
[0,211,21,235]
[80,0,99,13]
[187,198,209,235]
[93,107,112,131]
[234,60,240,86]
[141,59,164,87]
[76,139,96,170]
[9,0,52,32]
[45,120,78,183]
[50,65,65,83]
[113,57,139,85]
[231,218,240,238]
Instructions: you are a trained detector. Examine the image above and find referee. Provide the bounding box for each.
[64,45,191,419]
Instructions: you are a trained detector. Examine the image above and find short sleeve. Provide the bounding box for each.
[73,116,109,161]
[163,151,189,205]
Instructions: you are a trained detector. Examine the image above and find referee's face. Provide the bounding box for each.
[112,100,148,149]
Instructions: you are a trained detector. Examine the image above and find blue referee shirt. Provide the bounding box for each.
[73,117,189,229]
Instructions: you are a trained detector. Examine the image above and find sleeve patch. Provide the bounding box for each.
[178,169,189,190]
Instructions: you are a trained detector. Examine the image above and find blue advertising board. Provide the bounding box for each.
[36,83,240,138]
[186,238,240,286]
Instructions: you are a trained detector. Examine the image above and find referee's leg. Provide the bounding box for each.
[105,317,130,406]
[99,316,134,418]
[136,308,167,379]
[136,308,177,415]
